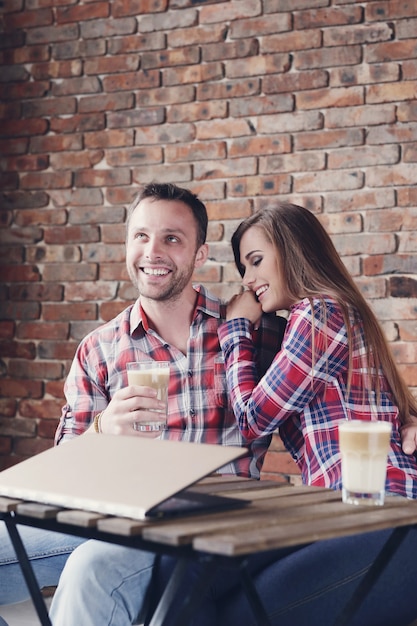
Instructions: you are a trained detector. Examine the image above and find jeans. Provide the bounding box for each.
[153,527,417,626]
[0,522,85,605]
[49,540,156,626]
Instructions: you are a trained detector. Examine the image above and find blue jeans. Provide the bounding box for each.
[0,522,84,605]
[153,527,417,626]
[49,540,156,626]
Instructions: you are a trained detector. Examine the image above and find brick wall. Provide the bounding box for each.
[0,0,416,484]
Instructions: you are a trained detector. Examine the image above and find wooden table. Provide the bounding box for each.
[1,476,417,626]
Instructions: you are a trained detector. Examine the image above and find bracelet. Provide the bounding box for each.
[94,411,103,434]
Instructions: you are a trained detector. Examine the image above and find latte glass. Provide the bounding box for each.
[127,361,170,432]
[338,420,392,506]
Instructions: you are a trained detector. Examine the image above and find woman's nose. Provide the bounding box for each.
[242,270,254,287]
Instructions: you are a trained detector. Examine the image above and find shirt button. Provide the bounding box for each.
[188,370,193,378]
[190,409,196,417]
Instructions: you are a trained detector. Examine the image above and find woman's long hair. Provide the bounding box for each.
[232,203,417,424]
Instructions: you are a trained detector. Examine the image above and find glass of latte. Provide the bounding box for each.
[127,361,170,432]
[338,420,392,506]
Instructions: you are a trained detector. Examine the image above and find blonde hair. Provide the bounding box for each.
[232,203,417,424]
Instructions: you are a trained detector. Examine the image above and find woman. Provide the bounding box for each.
[152,203,417,626]
[220,202,417,496]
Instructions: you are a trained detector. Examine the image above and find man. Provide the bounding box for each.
[0,183,284,624]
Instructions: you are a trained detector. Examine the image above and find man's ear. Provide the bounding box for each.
[194,243,209,268]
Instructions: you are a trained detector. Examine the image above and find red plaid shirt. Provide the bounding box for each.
[56,285,285,479]
[219,297,417,498]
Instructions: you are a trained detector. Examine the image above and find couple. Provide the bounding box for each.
[1,182,417,626]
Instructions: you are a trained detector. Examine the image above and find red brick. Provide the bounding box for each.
[0,118,48,138]
[197,78,260,101]
[202,39,258,63]
[22,97,77,117]
[108,32,165,54]
[56,2,109,24]
[17,322,69,340]
[4,8,53,29]
[261,449,300,475]
[51,76,101,97]
[10,283,63,302]
[324,23,393,47]
[0,138,29,155]
[143,47,200,70]
[53,39,106,60]
[137,85,194,106]
[228,175,291,197]
[1,265,40,282]
[168,24,227,47]
[206,198,252,220]
[263,29,321,54]
[78,93,134,113]
[20,171,72,190]
[263,69,328,94]
[29,134,82,153]
[84,54,140,75]
[167,101,227,123]
[230,13,291,38]
[165,141,225,162]
[139,9,197,32]
[107,108,164,128]
[200,0,260,23]
[326,104,395,128]
[84,129,134,149]
[50,114,105,134]
[366,81,417,104]
[295,128,363,151]
[26,23,79,45]
[80,17,137,39]
[297,86,363,110]
[103,70,159,91]
[0,340,36,359]
[294,6,362,29]
[42,302,97,322]
[194,157,256,180]
[74,168,131,188]
[50,149,104,170]
[165,62,223,86]
[329,63,400,88]
[0,81,49,101]
[3,154,49,172]
[112,0,167,18]
[366,1,417,21]
[32,59,82,80]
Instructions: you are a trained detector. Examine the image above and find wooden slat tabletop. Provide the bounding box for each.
[2,480,417,562]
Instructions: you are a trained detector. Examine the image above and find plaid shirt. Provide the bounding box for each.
[219,297,417,498]
[56,285,285,479]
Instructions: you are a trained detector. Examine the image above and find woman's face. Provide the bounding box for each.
[239,226,294,312]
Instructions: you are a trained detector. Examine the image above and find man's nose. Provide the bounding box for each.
[144,238,162,258]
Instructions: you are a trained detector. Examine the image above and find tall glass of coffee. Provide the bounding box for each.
[338,419,392,506]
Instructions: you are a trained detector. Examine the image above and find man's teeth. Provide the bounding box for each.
[256,286,268,297]
[143,268,169,276]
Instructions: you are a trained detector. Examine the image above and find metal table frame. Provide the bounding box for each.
[1,508,412,626]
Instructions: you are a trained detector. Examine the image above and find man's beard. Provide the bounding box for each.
[129,262,195,302]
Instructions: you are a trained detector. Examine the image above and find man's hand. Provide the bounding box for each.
[400,422,417,455]
[94,386,166,438]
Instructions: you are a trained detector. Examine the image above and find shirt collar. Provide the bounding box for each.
[129,284,222,336]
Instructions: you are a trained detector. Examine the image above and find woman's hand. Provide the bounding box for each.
[400,422,417,455]
[226,290,262,326]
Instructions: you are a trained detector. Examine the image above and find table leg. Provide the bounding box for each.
[146,556,217,626]
[333,525,411,626]
[4,515,52,626]
[239,559,272,626]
